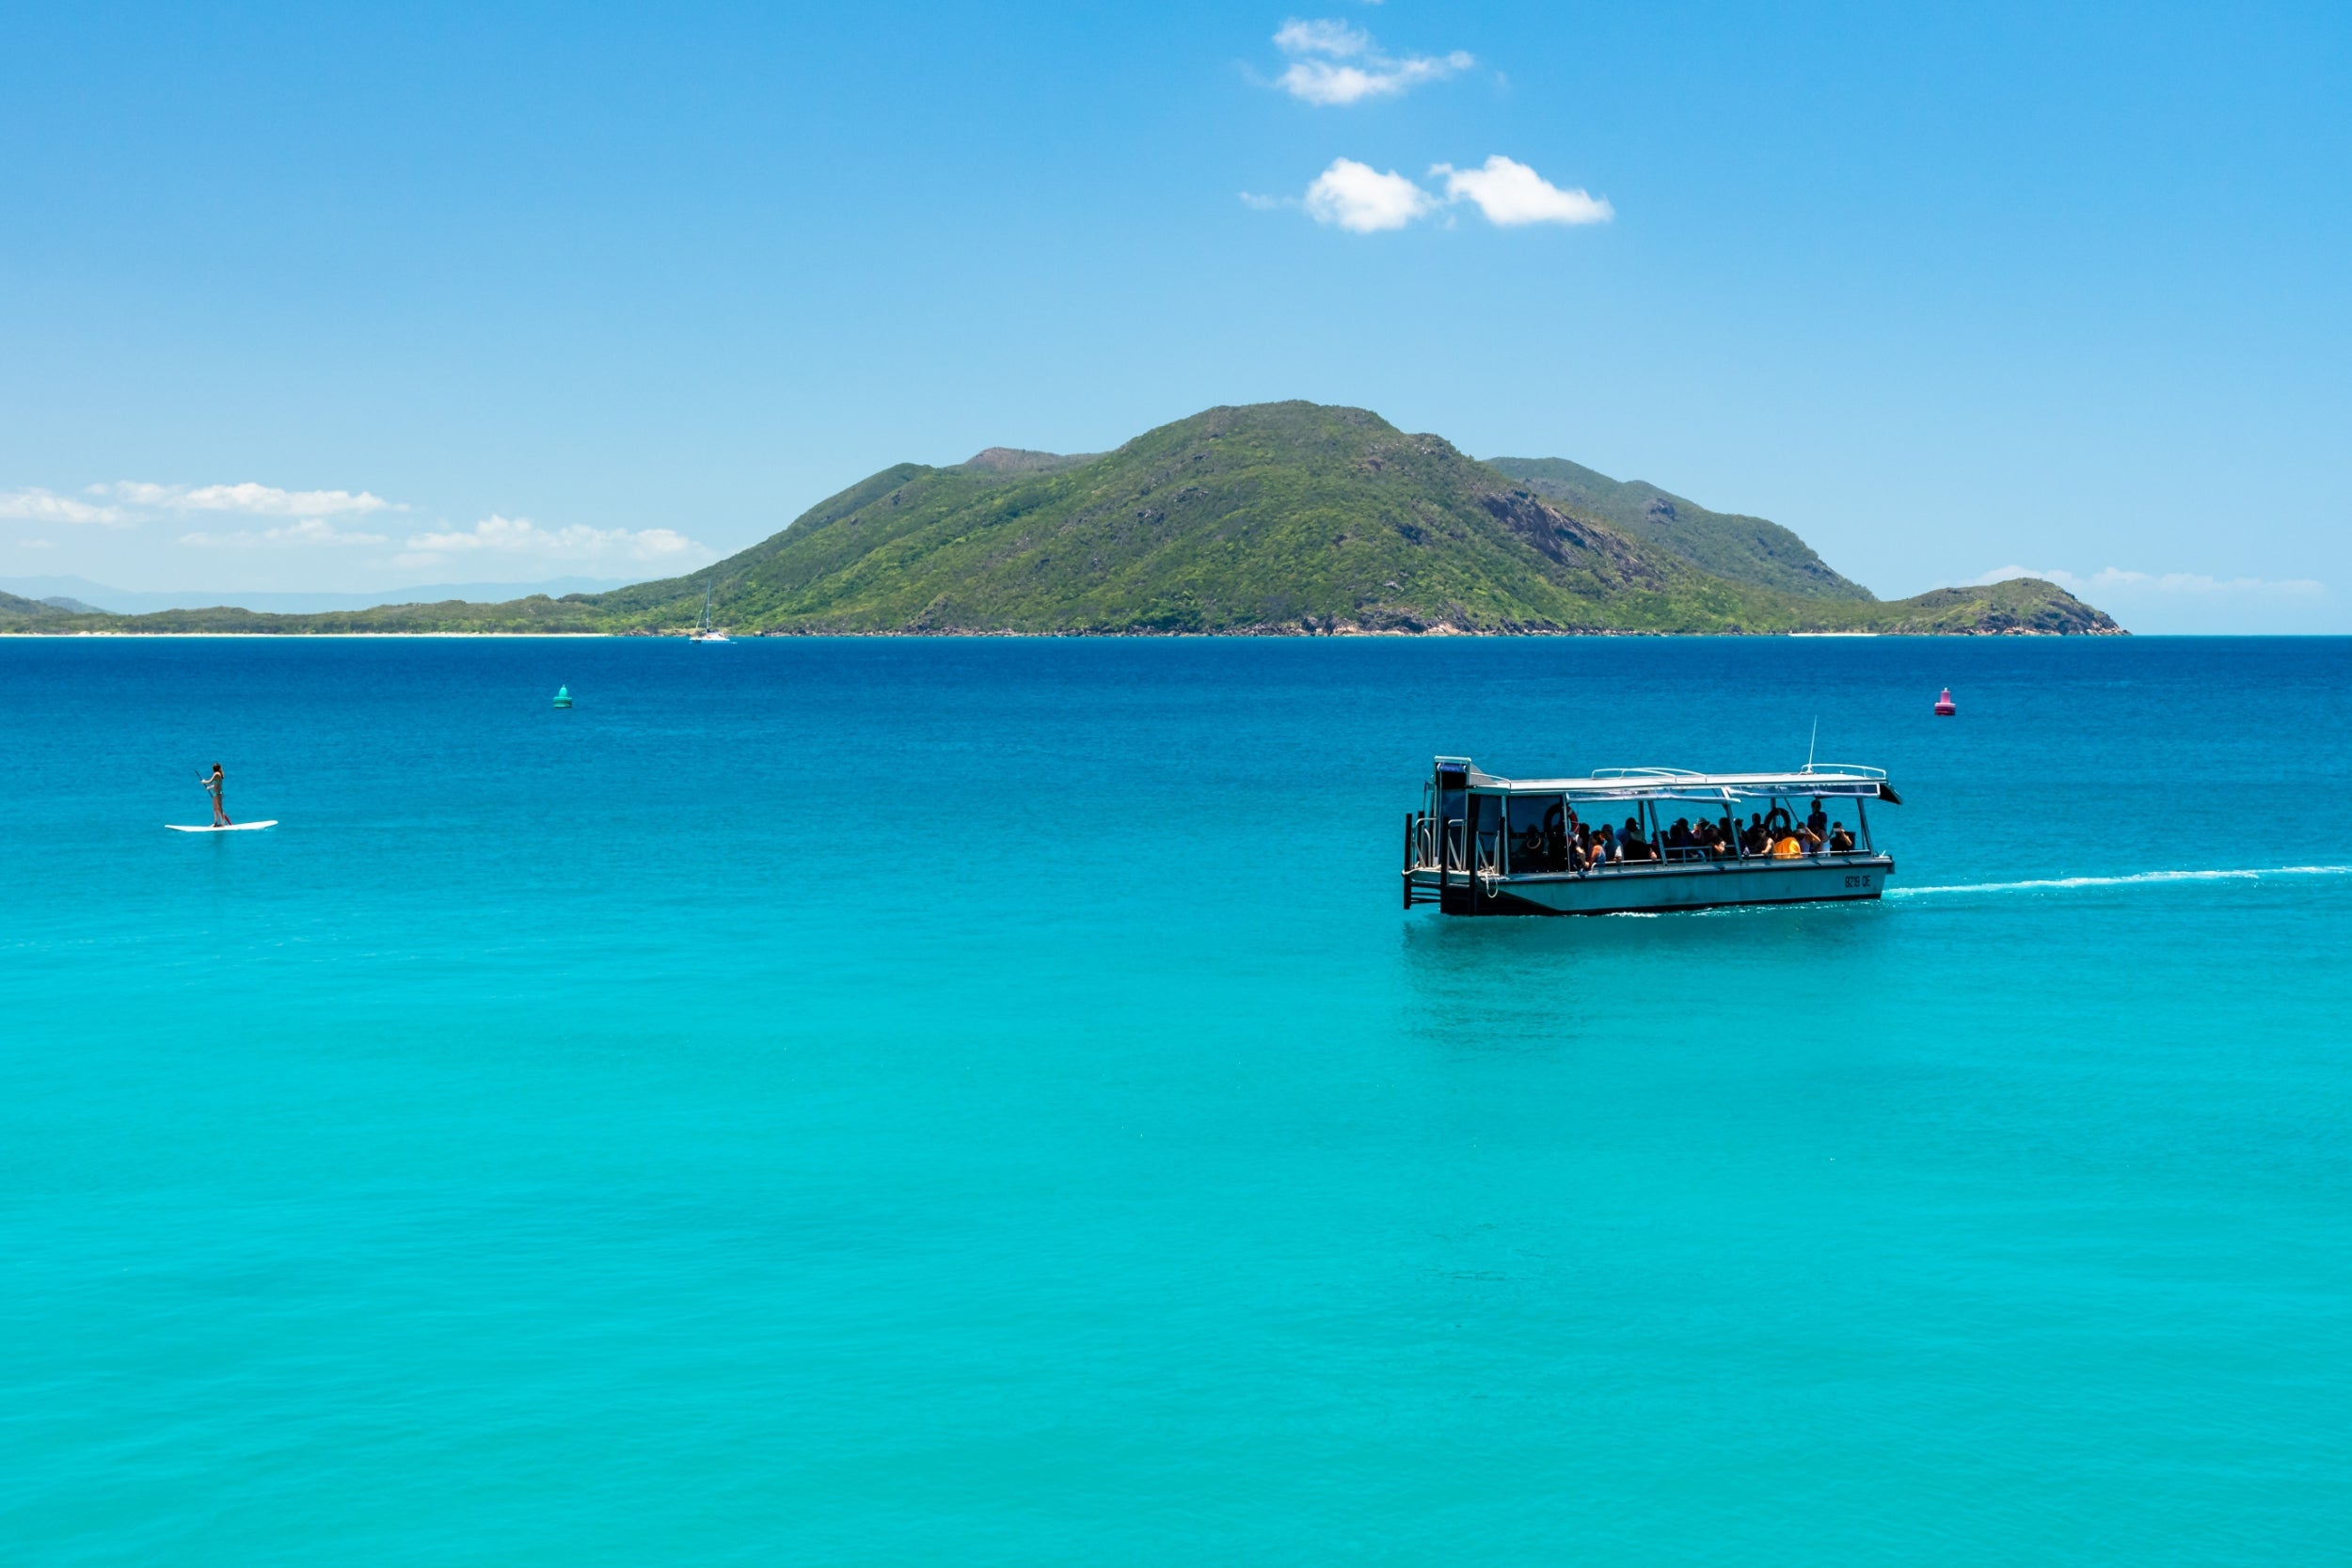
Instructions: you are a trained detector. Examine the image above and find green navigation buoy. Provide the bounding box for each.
[553,685,573,708]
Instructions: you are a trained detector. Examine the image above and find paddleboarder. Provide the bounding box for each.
[200,763,230,827]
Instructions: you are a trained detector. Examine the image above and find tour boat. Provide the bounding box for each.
[1403,757,1899,916]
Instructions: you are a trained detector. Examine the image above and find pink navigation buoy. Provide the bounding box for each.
[1933,688,1957,716]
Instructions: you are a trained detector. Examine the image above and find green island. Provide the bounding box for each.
[0,402,2121,636]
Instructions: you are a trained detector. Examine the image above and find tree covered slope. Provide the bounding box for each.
[1481,455,1873,602]
[596,402,2117,635]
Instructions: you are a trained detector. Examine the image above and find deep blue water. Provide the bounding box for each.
[4,635,2348,1564]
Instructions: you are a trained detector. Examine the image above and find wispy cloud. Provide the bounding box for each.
[1433,155,1613,226]
[394,515,702,569]
[1303,157,1438,231]
[101,481,395,517]
[1269,17,1472,105]
[4,480,400,529]
[0,487,127,526]
[11,474,711,575]
[1977,565,2327,596]
[180,518,391,548]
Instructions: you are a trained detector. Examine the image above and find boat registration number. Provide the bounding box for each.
[1843,873,1873,889]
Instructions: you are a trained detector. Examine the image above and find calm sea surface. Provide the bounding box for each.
[4,636,2348,1564]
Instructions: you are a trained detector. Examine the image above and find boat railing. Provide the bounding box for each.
[1583,842,1892,873]
[1589,766,1705,780]
[1798,763,1886,779]
[1474,831,1502,889]
[1403,813,1468,877]
[1406,806,1887,892]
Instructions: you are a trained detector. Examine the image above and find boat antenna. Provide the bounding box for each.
[1806,717,1818,770]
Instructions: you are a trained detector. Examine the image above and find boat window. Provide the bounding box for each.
[1504,793,1568,873]
[1716,791,1875,856]
[1469,793,1502,873]
[1434,769,1469,870]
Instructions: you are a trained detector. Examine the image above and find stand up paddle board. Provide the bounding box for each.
[167,820,278,832]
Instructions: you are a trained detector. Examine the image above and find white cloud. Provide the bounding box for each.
[103,481,394,517]
[1434,155,1613,226]
[1267,154,1616,235]
[6,475,710,582]
[0,487,127,526]
[1275,17,1372,56]
[179,518,391,548]
[1303,157,1438,231]
[1271,17,1472,104]
[393,515,704,569]
[2,479,397,529]
[1976,565,2326,596]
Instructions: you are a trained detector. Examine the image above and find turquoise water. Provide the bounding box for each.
[5,636,2348,1563]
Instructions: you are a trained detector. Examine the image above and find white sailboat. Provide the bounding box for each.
[691,585,730,643]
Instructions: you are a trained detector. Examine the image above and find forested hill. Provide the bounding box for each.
[586,402,2117,635]
[0,403,2123,636]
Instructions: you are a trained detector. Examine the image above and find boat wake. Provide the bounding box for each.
[1892,865,2352,898]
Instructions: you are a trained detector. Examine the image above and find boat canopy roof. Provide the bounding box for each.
[1438,759,1895,803]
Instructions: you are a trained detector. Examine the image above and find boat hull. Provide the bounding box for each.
[1418,855,1894,916]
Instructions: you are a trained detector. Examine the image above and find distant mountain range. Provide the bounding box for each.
[0,575,632,616]
[0,403,2122,636]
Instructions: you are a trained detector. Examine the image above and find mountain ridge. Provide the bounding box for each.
[1481,456,1874,603]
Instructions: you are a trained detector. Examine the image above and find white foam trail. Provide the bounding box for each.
[1892,865,2352,898]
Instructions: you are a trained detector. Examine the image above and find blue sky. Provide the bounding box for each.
[2,1,2345,630]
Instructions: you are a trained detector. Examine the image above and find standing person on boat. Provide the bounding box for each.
[1806,798,1830,841]
[199,763,230,827]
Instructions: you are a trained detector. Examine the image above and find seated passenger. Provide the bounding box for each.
[1829,823,1855,852]
[1742,814,1770,856]
[1772,831,1804,858]
[1620,817,1658,863]
[1796,824,1824,853]
[1591,824,1616,864]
